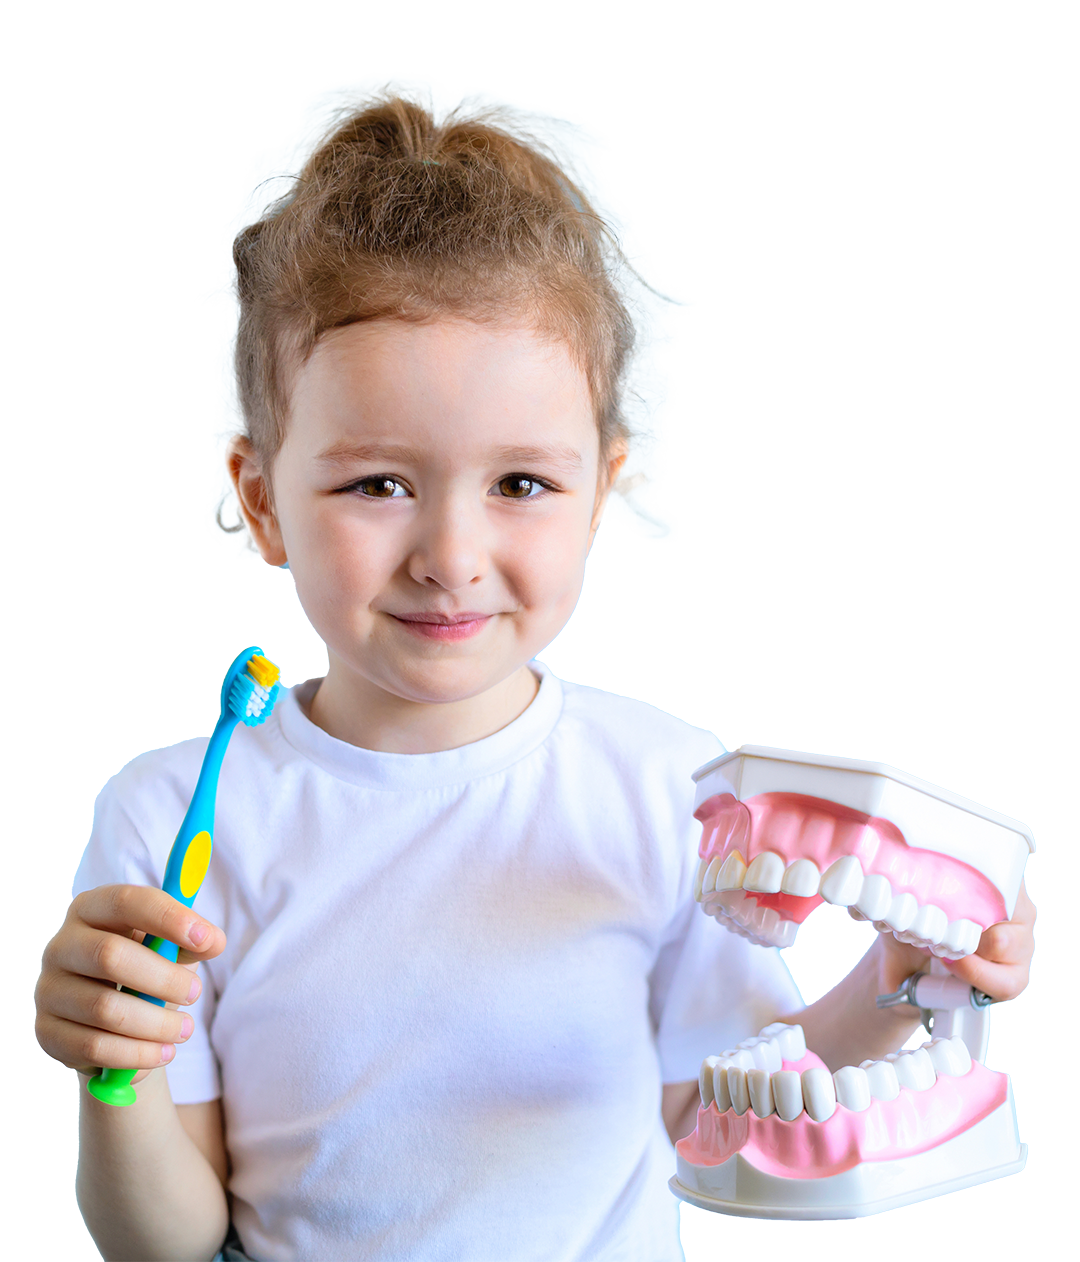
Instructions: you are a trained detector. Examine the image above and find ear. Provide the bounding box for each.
[589,443,629,544]
[227,436,287,567]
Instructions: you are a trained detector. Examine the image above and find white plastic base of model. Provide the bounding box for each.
[670,1085,1025,1220]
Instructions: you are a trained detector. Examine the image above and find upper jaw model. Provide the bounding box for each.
[670,746,1034,1220]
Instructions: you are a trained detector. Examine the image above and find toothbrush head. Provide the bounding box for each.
[221,646,281,726]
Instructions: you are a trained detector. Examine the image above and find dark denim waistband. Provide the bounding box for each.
[212,1224,254,1261]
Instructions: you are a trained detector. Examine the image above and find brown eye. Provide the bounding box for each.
[357,477,407,499]
[497,475,536,499]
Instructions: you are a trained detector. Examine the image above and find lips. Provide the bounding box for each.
[389,611,493,641]
[392,611,492,624]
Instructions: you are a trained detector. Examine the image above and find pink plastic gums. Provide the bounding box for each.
[696,793,1007,930]
[677,1057,1008,1179]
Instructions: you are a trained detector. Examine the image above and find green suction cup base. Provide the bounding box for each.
[87,1073,138,1107]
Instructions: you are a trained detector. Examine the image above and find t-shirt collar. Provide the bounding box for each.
[275,661,563,790]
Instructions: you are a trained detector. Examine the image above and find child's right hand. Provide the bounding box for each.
[35,885,226,1082]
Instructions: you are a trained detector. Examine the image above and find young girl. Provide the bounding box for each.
[35,96,1035,1262]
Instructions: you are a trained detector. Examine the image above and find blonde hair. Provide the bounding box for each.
[232,95,636,465]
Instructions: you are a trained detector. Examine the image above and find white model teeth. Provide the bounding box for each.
[833,1065,872,1112]
[819,856,865,905]
[700,1024,808,1108]
[699,1055,721,1107]
[906,903,948,946]
[698,849,983,958]
[748,1068,775,1117]
[696,812,989,959]
[924,1035,973,1077]
[772,1070,804,1121]
[696,855,723,900]
[725,1046,757,1071]
[778,1024,806,1062]
[713,1062,733,1111]
[699,1021,963,1124]
[935,918,982,959]
[881,891,918,934]
[693,857,708,902]
[886,1047,936,1091]
[860,1058,901,1101]
[780,858,820,897]
[854,874,892,921]
[741,1035,783,1073]
[715,889,745,913]
[801,1067,837,1121]
[743,851,785,893]
[756,1022,806,1063]
[727,1065,751,1115]
[716,851,747,891]
[773,919,798,948]
[701,888,799,949]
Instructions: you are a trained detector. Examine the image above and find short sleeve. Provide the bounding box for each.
[649,899,803,1084]
[73,776,222,1104]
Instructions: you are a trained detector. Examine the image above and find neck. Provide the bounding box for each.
[306,660,540,753]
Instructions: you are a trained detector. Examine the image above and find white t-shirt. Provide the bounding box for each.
[75,664,800,1262]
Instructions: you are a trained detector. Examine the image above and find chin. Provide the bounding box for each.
[375,658,522,707]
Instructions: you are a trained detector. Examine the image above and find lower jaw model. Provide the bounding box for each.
[670,746,1033,1220]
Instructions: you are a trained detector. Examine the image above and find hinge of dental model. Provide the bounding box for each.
[877,972,997,1034]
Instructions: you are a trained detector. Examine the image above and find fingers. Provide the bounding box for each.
[942,882,1036,1001]
[35,884,222,1078]
[1011,882,1037,932]
[944,952,1028,1000]
[944,921,1032,999]
[34,971,195,1074]
[45,918,204,1007]
[71,885,225,962]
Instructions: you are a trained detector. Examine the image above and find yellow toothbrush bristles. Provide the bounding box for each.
[247,654,280,688]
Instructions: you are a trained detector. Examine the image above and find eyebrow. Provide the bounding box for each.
[315,441,584,472]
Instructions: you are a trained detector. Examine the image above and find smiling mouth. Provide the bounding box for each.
[389,612,493,641]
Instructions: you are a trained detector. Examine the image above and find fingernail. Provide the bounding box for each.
[161,1044,175,1064]
[189,922,209,946]
[187,976,202,1004]
[180,1015,194,1040]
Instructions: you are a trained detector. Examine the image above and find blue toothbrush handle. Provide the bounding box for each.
[125,815,214,1004]
[91,715,233,1088]
[88,818,215,1102]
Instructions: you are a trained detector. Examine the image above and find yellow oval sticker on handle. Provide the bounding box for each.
[179,831,213,899]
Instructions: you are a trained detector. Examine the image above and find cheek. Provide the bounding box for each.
[504,511,593,608]
[281,503,399,606]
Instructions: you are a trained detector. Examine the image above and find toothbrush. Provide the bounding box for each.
[87,646,281,1107]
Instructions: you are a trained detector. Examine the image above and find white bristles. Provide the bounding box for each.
[228,657,280,727]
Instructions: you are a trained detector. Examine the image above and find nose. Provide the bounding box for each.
[406,494,488,591]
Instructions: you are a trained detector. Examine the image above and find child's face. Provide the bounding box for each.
[234,318,623,717]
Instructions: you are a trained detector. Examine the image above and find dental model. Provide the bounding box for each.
[670,745,1033,1219]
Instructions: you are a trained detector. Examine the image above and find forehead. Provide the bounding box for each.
[284,318,596,461]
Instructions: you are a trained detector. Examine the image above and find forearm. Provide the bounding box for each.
[778,934,923,1072]
[77,1069,228,1262]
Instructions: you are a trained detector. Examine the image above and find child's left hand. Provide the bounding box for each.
[878,880,1036,1001]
